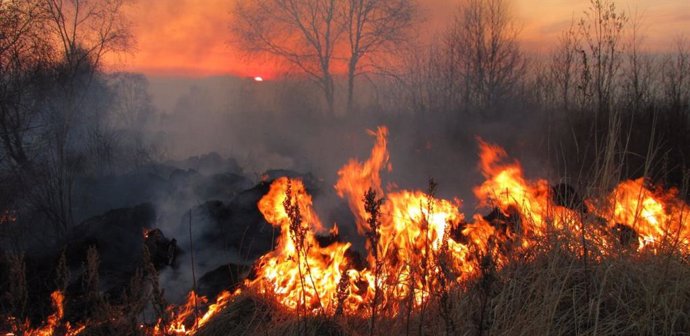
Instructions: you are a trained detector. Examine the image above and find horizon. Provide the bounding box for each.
[106,0,690,78]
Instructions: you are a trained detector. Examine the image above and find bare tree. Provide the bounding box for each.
[40,0,131,233]
[576,0,627,117]
[0,0,131,235]
[0,0,51,169]
[104,72,158,171]
[393,40,461,121]
[447,0,525,119]
[661,37,690,114]
[621,11,656,115]
[342,0,416,113]
[573,0,627,189]
[0,0,54,225]
[232,0,342,115]
[232,0,417,115]
[107,72,154,129]
[549,21,580,113]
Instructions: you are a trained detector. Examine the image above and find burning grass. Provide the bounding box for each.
[192,245,690,336]
[3,126,690,335]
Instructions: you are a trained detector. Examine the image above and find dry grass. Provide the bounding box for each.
[196,293,345,336]
[195,238,690,336]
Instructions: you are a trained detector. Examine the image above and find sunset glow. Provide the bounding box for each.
[106,0,690,77]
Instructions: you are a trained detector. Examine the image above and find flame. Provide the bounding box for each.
[246,127,473,315]
[474,139,581,235]
[335,126,390,236]
[148,289,235,335]
[6,126,690,331]
[588,178,690,252]
[20,291,85,336]
[246,128,690,319]
[247,177,356,314]
[196,290,234,328]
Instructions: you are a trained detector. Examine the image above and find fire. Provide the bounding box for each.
[335,127,390,236]
[474,139,582,235]
[5,126,690,332]
[196,290,234,328]
[163,291,209,334]
[246,127,470,315]
[12,291,85,336]
[247,177,356,314]
[244,126,690,318]
[150,290,235,335]
[588,178,690,252]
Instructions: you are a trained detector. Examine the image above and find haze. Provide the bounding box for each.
[110,0,690,77]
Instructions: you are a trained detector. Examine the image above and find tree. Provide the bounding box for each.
[0,0,52,222]
[574,0,627,188]
[447,0,525,119]
[576,0,627,117]
[104,72,158,170]
[621,11,655,115]
[549,22,580,113]
[0,0,51,169]
[342,0,416,113]
[0,0,132,235]
[232,0,341,115]
[231,0,417,115]
[41,0,131,233]
[661,38,690,115]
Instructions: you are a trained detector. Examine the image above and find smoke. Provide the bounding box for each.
[131,73,550,268]
[54,70,552,304]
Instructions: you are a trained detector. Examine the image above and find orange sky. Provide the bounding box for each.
[107,0,690,77]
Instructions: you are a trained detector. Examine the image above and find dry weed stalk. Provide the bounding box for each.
[364,187,384,336]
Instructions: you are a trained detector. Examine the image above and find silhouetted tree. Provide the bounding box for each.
[342,0,417,113]
[232,0,341,115]
[232,0,418,115]
[447,0,525,119]
[0,0,132,236]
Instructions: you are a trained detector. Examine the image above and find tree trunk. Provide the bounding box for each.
[324,75,335,116]
[347,58,357,114]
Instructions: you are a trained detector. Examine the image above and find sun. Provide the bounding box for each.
[254,76,264,82]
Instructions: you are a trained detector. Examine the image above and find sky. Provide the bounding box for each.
[106,0,690,78]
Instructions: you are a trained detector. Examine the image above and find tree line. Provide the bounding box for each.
[0,0,155,240]
[233,0,688,194]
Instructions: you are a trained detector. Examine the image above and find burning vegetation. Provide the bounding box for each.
[3,126,689,335]
[2,0,690,334]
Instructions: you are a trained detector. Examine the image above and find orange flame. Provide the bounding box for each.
[151,289,235,335]
[335,127,390,236]
[588,178,690,252]
[24,291,85,336]
[247,177,356,314]
[245,128,690,319]
[7,126,690,331]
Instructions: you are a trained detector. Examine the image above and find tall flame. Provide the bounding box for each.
[247,177,356,314]
[21,291,85,336]
[335,127,390,236]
